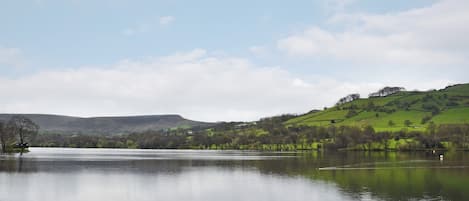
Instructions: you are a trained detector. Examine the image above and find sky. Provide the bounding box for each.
[0,0,468,122]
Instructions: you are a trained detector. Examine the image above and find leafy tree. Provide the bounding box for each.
[369,86,405,97]
[427,122,436,135]
[404,120,412,127]
[388,120,395,127]
[421,115,432,124]
[362,125,375,150]
[367,101,376,111]
[336,94,360,106]
[345,109,358,118]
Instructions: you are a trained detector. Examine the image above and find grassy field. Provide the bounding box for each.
[432,107,469,124]
[286,84,469,131]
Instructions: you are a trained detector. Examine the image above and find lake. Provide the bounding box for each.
[1,148,468,201]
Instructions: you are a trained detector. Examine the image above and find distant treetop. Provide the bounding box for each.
[369,87,405,98]
[336,93,360,106]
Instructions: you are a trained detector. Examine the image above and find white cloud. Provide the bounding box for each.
[249,46,268,57]
[278,0,469,66]
[159,16,175,25]
[324,0,356,12]
[122,28,136,36]
[1,49,430,122]
[0,47,24,67]
[122,16,174,36]
[33,0,43,5]
[121,23,150,36]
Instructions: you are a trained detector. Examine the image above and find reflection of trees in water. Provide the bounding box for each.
[0,158,18,172]
[2,159,191,174]
[18,156,23,172]
[309,167,469,201]
[248,152,469,201]
[0,154,37,173]
[1,157,266,174]
[1,150,468,200]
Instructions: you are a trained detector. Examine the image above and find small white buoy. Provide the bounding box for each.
[439,154,444,161]
[432,150,436,154]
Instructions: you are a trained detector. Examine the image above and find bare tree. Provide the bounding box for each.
[0,121,15,152]
[7,116,39,148]
[0,121,5,152]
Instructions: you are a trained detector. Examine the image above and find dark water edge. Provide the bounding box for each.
[1,148,469,201]
[29,144,469,152]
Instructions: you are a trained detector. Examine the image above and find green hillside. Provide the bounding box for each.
[29,83,469,151]
[0,114,213,135]
[286,84,469,131]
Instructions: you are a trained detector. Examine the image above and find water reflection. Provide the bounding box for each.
[1,148,468,201]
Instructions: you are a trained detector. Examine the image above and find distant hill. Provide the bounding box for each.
[286,83,469,131]
[0,114,213,135]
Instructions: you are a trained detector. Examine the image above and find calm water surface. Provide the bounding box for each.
[1,148,469,201]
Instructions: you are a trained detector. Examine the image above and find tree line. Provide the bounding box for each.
[32,115,469,151]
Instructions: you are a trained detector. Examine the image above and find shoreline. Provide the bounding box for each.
[24,146,469,152]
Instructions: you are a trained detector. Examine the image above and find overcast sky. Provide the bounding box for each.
[1,0,468,122]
